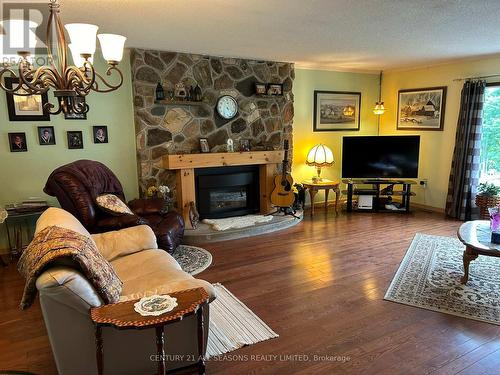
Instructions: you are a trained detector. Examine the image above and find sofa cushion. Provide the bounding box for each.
[111,249,216,301]
[91,225,157,262]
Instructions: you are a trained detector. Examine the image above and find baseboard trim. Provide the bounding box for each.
[410,202,445,214]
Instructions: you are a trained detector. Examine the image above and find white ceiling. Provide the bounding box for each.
[59,0,500,72]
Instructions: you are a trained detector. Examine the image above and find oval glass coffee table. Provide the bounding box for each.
[457,220,500,284]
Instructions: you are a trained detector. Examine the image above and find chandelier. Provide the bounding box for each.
[0,0,126,116]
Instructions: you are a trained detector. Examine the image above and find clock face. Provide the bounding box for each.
[216,95,238,120]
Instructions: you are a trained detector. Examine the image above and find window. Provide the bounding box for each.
[480,85,500,184]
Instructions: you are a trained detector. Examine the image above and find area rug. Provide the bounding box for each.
[173,245,212,275]
[202,215,273,231]
[384,233,500,325]
[206,283,279,358]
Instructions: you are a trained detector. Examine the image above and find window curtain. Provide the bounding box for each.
[445,80,485,220]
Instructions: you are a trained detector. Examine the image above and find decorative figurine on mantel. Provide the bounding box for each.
[155,82,165,101]
[174,83,187,100]
[227,138,234,153]
[194,85,202,102]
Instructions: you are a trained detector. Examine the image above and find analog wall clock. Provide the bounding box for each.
[216,95,238,120]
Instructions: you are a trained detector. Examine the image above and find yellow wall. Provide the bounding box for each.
[380,54,500,209]
[0,50,137,251]
[292,68,380,204]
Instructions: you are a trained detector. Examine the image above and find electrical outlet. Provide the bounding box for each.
[419,179,428,189]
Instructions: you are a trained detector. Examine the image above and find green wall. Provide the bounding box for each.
[292,68,380,204]
[0,50,137,252]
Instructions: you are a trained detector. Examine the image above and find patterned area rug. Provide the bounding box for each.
[385,233,500,325]
[173,245,212,275]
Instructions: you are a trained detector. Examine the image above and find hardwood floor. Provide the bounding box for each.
[2,209,500,374]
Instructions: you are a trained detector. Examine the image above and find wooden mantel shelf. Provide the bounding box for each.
[163,151,284,230]
[162,151,283,169]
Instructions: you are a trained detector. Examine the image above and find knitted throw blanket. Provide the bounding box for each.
[17,226,122,309]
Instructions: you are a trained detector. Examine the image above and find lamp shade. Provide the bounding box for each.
[65,23,98,55]
[373,101,386,115]
[68,43,93,67]
[98,33,126,62]
[306,144,334,167]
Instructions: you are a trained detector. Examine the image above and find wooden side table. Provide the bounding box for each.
[302,180,341,216]
[90,287,209,375]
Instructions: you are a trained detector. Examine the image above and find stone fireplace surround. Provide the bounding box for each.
[130,49,295,202]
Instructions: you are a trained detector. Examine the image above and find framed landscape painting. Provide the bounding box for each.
[313,90,361,131]
[397,87,447,130]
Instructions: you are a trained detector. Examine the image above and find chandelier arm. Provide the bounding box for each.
[17,65,57,94]
[45,0,66,85]
[65,65,95,93]
[44,98,64,115]
[92,65,124,93]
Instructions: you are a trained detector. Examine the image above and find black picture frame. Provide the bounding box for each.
[37,126,56,145]
[397,86,447,131]
[93,125,109,144]
[240,139,250,152]
[313,90,361,132]
[64,96,87,120]
[67,131,83,149]
[267,83,283,96]
[4,77,50,122]
[8,132,28,152]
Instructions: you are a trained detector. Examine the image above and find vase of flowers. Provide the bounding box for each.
[158,185,171,214]
[475,183,500,220]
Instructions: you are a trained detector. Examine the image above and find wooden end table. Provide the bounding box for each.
[90,287,209,375]
[302,179,340,216]
[457,220,500,284]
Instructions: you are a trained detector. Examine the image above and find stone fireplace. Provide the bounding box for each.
[130,49,295,201]
[195,166,260,219]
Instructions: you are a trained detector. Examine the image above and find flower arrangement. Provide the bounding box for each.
[476,183,500,219]
[477,183,500,197]
[158,185,170,198]
[147,186,158,198]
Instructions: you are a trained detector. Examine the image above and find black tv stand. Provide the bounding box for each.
[343,179,417,213]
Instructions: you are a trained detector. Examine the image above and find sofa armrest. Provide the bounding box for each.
[128,198,164,216]
[92,225,158,261]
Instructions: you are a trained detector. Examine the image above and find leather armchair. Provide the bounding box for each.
[44,160,184,253]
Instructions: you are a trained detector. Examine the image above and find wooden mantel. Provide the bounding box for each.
[162,151,284,229]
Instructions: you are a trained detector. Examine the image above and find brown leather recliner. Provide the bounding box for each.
[44,160,184,253]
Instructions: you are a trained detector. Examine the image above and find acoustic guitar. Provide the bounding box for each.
[270,140,295,208]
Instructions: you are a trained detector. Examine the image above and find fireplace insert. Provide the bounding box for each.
[195,166,260,219]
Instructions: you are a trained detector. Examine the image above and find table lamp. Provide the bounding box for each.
[306,144,334,181]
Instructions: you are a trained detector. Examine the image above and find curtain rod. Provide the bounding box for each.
[453,74,500,82]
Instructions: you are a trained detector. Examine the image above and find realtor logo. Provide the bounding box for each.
[0,0,49,61]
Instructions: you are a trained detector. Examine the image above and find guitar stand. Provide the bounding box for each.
[267,206,300,219]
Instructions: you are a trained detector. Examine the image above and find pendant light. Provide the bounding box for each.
[373,71,386,115]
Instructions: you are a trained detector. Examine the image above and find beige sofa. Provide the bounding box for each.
[34,208,215,375]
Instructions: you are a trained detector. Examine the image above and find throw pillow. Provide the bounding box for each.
[96,194,134,216]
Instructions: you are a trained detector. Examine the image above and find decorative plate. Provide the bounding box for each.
[133,295,178,316]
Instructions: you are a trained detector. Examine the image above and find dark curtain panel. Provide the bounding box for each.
[445,80,485,220]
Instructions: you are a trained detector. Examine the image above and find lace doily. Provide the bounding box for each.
[133,295,178,316]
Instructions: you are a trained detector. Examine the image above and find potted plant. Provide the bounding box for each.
[475,182,500,219]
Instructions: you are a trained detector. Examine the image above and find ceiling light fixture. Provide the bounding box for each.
[373,71,386,115]
[0,0,126,116]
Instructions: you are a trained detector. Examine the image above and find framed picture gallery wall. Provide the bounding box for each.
[313,90,361,131]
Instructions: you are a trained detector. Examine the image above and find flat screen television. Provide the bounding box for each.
[342,136,420,179]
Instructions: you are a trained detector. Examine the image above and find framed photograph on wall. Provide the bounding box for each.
[37,126,56,145]
[397,87,447,131]
[67,131,83,149]
[313,90,361,131]
[8,132,28,152]
[64,96,87,120]
[93,125,108,143]
[4,77,50,121]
